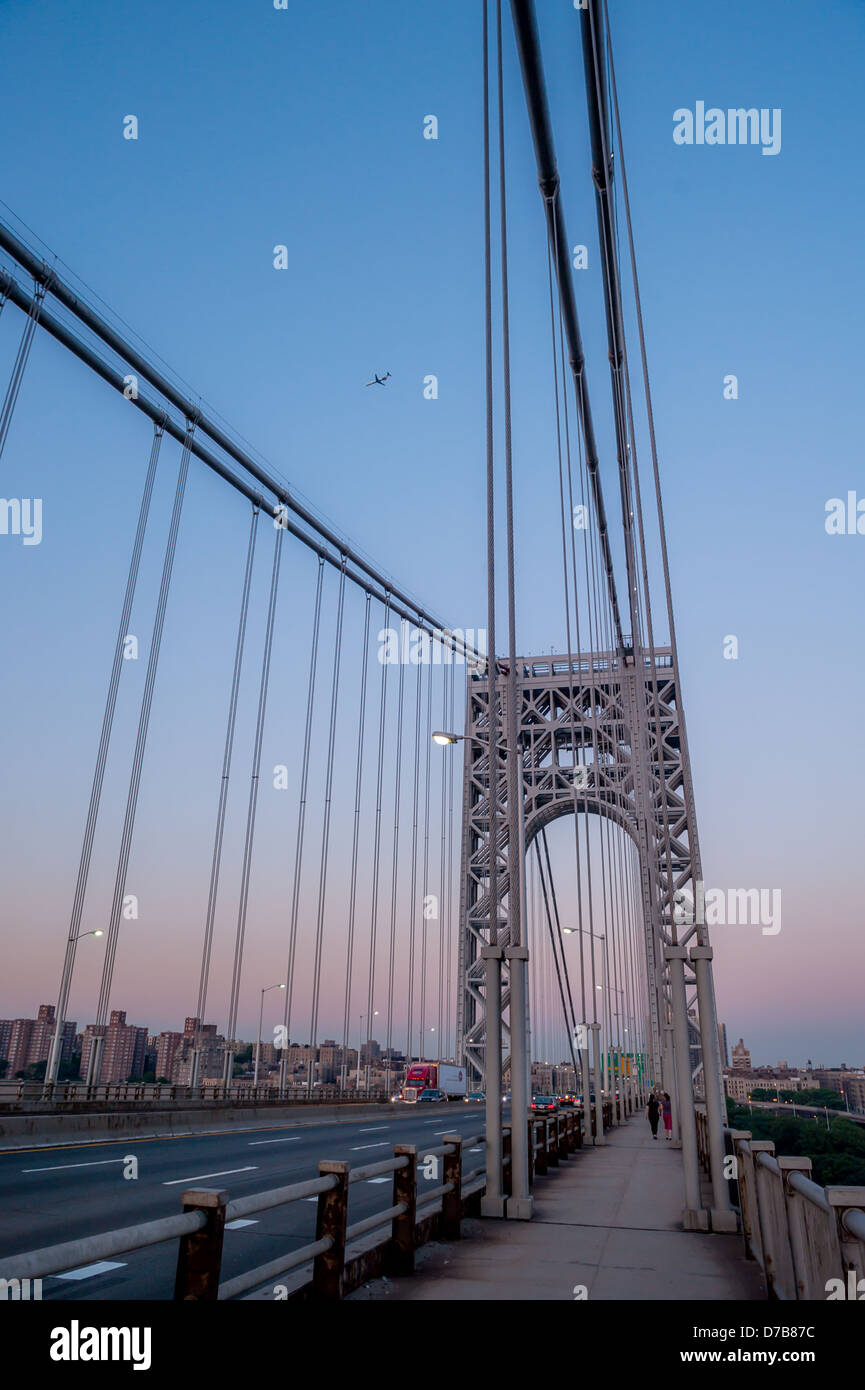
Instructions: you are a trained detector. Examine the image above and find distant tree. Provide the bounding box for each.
[0,1059,8,1078]
[726,1100,865,1185]
[750,1086,844,1109]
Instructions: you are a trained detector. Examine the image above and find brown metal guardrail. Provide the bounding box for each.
[0,1107,595,1301]
[694,1104,865,1300]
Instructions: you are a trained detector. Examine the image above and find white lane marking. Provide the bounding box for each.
[357,1126,387,1132]
[162,1166,257,1186]
[248,1137,300,1146]
[350,1142,389,1151]
[367,1177,390,1184]
[22,1159,126,1174]
[225,1219,259,1230]
[55,1261,127,1280]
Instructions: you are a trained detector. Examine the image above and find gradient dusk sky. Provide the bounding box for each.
[0,0,863,1067]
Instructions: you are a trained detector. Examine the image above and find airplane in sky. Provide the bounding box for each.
[366,371,391,387]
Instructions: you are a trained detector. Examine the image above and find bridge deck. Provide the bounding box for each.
[348,1119,765,1301]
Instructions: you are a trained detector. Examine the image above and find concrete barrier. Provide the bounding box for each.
[0,1100,475,1152]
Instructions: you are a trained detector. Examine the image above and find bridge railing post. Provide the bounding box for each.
[536,1119,548,1175]
[527,1119,536,1188]
[389,1145,417,1274]
[312,1160,349,1300]
[827,1187,865,1286]
[442,1135,462,1239]
[173,1187,227,1301]
[548,1116,559,1166]
[738,1140,774,1264]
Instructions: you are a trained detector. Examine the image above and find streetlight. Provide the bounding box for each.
[44,930,105,1089]
[563,926,611,1128]
[432,731,463,746]
[254,983,285,1086]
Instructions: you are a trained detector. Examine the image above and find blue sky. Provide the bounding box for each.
[0,0,863,1066]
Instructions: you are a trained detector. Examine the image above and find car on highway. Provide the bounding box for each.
[464,1090,485,1103]
[531,1095,559,1113]
[416,1088,447,1103]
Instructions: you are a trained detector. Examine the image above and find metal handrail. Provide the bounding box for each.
[755,1151,781,1176]
[416,1182,455,1216]
[348,1156,407,1185]
[842,1207,865,1242]
[346,1204,405,1241]
[218,1236,332,1301]
[787,1170,832,1214]
[225,1173,335,1222]
[0,1208,205,1281]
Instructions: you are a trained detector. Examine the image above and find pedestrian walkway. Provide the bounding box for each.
[348,1118,765,1301]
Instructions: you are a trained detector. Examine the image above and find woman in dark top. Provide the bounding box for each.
[646,1092,661,1139]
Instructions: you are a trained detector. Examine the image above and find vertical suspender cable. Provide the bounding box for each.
[405,656,423,1062]
[383,622,406,1093]
[88,421,195,1081]
[308,560,347,1091]
[45,421,164,1085]
[445,642,457,1057]
[223,521,284,1083]
[418,648,433,1059]
[437,657,448,1048]
[340,594,371,1089]
[363,597,391,1089]
[194,504,259,1060]
[482,0,500,961]
[482,0,505,1202]
[282,557,326,1068]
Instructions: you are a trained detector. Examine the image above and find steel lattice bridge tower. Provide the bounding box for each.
[457,641,735,1231]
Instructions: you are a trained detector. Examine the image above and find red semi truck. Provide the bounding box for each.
[402,1062,467,1102]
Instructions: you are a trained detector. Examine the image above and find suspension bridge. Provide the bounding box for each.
[1,0,862,1307]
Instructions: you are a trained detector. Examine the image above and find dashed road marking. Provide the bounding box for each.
[55,1261,127,1280]
[163,1166,257,1186]
[22,1159,126,1174]
[248,1137,300,1146]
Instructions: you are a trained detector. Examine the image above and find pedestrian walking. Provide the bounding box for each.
[662,1091,672,1139]
[647,1091,661,1139]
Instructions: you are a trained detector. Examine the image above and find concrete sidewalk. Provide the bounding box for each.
[348,1118,765,1301]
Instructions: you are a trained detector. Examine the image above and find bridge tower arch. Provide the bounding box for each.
[456,644,734,1230]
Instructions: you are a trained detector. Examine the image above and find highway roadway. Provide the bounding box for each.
[0,1103,501,1300]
